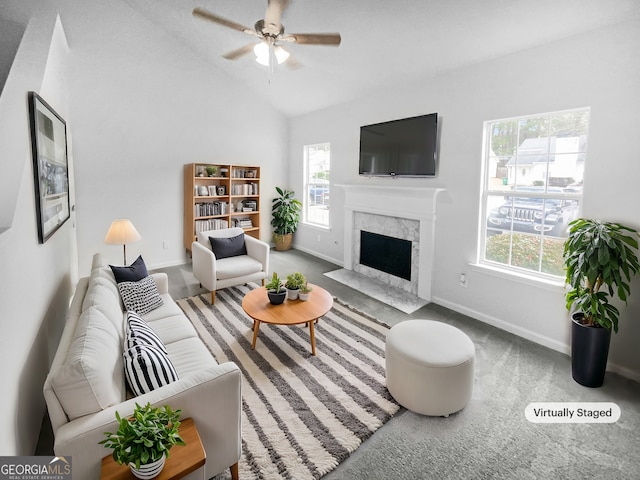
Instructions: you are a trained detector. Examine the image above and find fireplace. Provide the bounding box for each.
[360,231,412,281]
[339,184,444,301]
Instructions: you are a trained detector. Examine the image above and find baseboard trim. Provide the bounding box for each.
[290,245,343,268]
[433,296,640,384]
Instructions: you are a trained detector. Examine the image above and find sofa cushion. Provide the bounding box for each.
[141,293,185,323]
[109,255,148,283]
[145,314,198,345]
[125,311,167,353]
[124,344,179,396]
[209,233,247,259]
[118,275,164,315]
[166,337,217,377]
[216,255,263,280]
[51,306,125,420]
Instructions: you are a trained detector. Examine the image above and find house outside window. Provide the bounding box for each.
[303,143,330,228]
[479,108,589,278]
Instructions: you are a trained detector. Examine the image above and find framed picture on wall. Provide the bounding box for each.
[28,91,71,243]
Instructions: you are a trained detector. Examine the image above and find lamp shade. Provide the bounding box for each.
[104,219,142,245]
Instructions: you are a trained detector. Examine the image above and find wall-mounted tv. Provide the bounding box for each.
[359,113,438,177]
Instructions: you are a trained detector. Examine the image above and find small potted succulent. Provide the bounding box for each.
[299,282,313,301]
[265,272,286,305]
[205,165,217,177]
[285,272,306,300]
[99,402,185,479]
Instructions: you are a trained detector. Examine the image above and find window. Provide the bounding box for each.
[303,143,330,228]
[479,108,589,278]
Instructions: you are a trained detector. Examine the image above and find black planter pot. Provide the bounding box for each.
[571,313,612,388]
[267,290,286,305]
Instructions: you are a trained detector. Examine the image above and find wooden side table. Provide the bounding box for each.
[100,417,206,480]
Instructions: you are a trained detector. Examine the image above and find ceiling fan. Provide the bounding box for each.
[193,0,341,68]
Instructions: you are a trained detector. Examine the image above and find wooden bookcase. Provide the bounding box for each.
[184,163,261,253]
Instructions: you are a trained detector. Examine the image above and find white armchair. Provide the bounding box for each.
[192,227,270,304]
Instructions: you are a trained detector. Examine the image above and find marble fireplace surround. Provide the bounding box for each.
[338,185,444,301]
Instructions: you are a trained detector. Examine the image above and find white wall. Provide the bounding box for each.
[0,8,74,455]
[289,19,640,381]
[55,0,287,273]
[0,0,286,456]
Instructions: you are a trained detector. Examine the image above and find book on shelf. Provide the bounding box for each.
[194,202,228,217]
[195,218,229,233]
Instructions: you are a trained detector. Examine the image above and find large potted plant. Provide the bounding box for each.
[99,402,185,479]
[271,187,302,251]
[563,218,640,387]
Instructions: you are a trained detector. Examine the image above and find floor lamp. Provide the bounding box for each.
[104,219,142,265]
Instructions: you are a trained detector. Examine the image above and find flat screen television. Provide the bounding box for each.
[359,113,438,177]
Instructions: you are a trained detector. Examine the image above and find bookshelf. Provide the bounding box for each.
[184,163,261,253]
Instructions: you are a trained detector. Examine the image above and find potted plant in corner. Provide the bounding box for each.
[563,218,640,387]
[285,272,306,300]
[99,402,185,479]
[271,187,302,251]
[265,272,286,305]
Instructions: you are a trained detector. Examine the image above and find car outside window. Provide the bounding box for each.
[479,108,589,278]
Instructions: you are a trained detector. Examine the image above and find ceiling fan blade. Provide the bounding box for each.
[284,33,341,46]
[264,0,290,29]
[192,7,255,35]
[222,43,257,60]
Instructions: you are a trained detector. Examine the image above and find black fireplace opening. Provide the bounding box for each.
[360,230,412,281]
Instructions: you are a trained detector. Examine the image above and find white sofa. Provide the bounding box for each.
[192,227,269,304]
[43,253,242,480]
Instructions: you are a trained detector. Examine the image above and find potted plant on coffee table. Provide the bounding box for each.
[99,402,185,479]
[563,218,640,387]
[271,187,302,251]
[265,272,286,305]
[299,281,313,301]
[285,272,306,300]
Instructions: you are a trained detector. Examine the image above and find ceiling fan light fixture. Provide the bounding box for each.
[253,41,289,66]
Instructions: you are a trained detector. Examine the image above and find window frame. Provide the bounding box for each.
[302,142,331,229]
[477,108,588,280]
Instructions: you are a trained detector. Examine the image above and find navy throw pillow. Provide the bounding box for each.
[109,255,148,283]
[209,233,247,259]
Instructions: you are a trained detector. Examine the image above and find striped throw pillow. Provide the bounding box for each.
[123,344,178,396]
[117,275,163,315]
[125,311,167,353]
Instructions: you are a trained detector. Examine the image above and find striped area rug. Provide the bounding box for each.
[176,283,399,480]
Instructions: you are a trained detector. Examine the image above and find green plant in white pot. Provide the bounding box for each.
[285,272,306,300]
[99,403,185,479]
[271,187,301,251]
[563,218,640,387]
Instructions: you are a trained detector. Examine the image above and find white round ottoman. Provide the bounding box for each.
[385,319,475,416]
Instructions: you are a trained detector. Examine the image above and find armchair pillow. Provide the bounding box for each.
[209,233,247,259]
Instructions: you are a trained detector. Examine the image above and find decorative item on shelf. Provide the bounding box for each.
[205,165,217,177]
[299,282,313,301]
[99,402,185,480]
[563,218,640,388]
[196,166,205,177]
[271,187,302,251]
[265,272,286,305]
[197,185,209,196]
[245,170,256,178]
[220,168,228,177]
[217,186,226,195]
[104,219,142,265]
[285,272,306,300]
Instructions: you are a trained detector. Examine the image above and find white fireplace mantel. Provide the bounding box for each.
[336,184,445,301]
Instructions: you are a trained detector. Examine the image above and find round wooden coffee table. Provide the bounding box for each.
[242,284,333,356]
